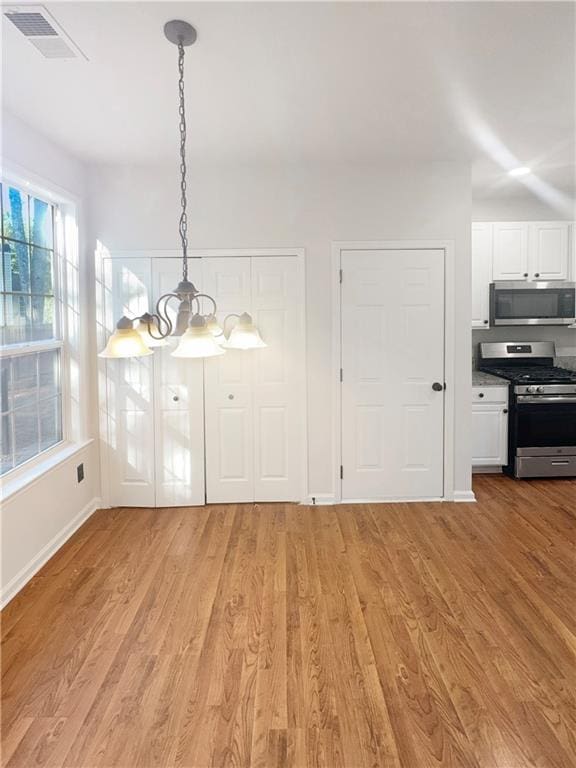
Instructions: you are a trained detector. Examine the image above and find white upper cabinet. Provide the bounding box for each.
[471,223,492,328]
[492,222,529,280]
[472,221,574,327]
[529,222,570,281]
[491,221,571,283]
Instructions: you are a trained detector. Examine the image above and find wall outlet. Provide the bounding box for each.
[77,463,84,483]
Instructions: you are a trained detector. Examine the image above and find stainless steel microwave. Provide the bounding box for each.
[490,282,576,326]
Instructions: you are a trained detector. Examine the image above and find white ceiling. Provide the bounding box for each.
[2,1,575,202]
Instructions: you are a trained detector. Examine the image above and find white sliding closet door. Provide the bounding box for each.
[203,258,255,502]
[151,258,205,507]
[103,258,155,507]
[203,256,303,503]
[101,253,304,508]
[252,257,303,501]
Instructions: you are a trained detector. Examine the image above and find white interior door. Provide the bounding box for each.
[152,258,205,507]
[252,257,303,501]
[340,249,445,500]
[103,257,155,507]
[203,257,255,503]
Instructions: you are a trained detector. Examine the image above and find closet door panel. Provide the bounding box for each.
[152,258,205,507]
[252,257,302,502]
[103,258,155,507]
[203,257,254,503]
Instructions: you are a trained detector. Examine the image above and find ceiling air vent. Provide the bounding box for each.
[3,6,87,60]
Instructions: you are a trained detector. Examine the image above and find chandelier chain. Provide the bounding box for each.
[177,42,189,281]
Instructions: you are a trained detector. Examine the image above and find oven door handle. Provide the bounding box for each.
[516,395,576,404]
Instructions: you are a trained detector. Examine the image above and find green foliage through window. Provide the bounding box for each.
[1,181,62,475]
[1,183,56,345]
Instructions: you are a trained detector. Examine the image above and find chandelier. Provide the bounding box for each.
[99,20,266,360]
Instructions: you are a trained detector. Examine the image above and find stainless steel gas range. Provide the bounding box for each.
[478,341,576,478]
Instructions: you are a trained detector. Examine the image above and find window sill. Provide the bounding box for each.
[0,439,94,504]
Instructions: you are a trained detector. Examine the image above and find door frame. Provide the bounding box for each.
[97,247,308,506]
[331,240,456,503]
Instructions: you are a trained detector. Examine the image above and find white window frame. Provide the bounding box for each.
[0,166,83,491]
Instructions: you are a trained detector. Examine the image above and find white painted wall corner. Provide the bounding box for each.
[1,496,102,609]
[452,490,477,503]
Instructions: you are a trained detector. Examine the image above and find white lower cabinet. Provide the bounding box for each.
[471,386,509,468]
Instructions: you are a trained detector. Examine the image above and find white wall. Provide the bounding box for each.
[89,159,473,498]
[473,195,574,222]
[1,112,101,605]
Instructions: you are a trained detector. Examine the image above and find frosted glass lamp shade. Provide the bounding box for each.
[224,312,267,350]
[99,317,153,358]
[205,313,224,343]
[135,314,168,347]
[172,314,226,358]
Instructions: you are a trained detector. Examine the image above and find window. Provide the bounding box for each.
[1,182,63,476]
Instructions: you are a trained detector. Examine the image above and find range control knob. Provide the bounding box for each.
[537,386,545,393]
[526,386,536,393]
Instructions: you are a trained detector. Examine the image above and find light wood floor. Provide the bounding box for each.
[2,474,575,768]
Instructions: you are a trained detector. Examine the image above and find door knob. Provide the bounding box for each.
[432,382,444,392]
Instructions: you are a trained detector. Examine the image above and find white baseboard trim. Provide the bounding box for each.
[302,494,336,505]
[1,496,102,609]
[303,494,477,505]
[472,466,503,474]
[452,490,477,503]
[343,497,444,504]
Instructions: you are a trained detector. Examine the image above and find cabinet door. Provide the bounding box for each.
[471,224,492,328]
[471,403,508,466]
[530,222,570,281]
[102,257,155,507]
[152,258,205,507]
[492,223,529,280]
[203,257,255,503]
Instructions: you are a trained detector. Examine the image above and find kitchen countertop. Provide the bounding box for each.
[472,370,510,387]
[557,356,576,372]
